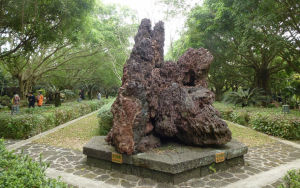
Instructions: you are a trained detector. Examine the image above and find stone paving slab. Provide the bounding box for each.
[13,140,300,188]
[4,139,21,147]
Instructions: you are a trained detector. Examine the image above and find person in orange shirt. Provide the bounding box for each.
[37,91,44,107]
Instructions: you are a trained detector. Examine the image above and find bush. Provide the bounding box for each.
[98,100,114,135]
[251,114,300,139]
[0,100,110,139]
[279,169,300,188]
[0,139,67,187]
[228,110,250,126]
[223,88,266,107]
[214,102,300,139]
[0,95,11,108]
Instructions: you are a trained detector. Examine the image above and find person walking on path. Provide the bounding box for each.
[11,92,20,115]
[37,91,44,107]
[28,92,35,108]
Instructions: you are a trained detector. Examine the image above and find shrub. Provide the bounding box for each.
[0,95,11,108]
[279,169,300,188]
[230,110,250,126]
[251,114,300,139]
[0,100,110,139]
[0,139,67,187]
[223,88,266,107]
[214,102,300,139]
[98,100,114,135]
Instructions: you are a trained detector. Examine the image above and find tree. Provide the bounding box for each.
[188,0,291,94]
[0,0,95,60]
[3,43,99,98]
[1,2,137,99]
[37,4,137,99]
[264,0,300,73]
[0,65,17,95]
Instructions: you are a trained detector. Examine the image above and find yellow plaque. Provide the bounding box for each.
[112,152,123,164]
[215,152,225,163]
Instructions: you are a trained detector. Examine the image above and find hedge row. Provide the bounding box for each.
[98,99,114,135]
[0,100,110,139]
[0,139,67,187]
[214,102,300,140]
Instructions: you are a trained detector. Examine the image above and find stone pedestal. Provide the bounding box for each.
[83,136,247,184]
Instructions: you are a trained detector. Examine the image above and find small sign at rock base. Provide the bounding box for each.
[215,152,225,163]
[112,153,122,164]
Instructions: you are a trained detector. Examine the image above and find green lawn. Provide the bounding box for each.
[34,113,99,151]
[34,111,274,150]
[227,121,274,147]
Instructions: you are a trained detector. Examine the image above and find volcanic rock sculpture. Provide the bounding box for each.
[106,19,232,155]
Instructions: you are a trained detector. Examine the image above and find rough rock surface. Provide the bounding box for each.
[106,19,232,155]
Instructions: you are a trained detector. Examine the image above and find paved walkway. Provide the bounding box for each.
[4,139,21,147]
[10,140,300,188]
[4,113,300,188]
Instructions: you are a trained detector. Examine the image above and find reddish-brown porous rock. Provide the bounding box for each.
[106,19,232,155]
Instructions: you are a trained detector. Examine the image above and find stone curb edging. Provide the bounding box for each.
[224,159,300,188]
[7,110,99,151]
[46,168,118,188]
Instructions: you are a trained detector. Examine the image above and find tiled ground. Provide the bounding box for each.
[4,139,21,147]
[262,178,284,188]
[12,141,300,188]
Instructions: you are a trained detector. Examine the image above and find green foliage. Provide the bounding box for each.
[279,169,300,188]
[37,4,137,100]
[214,102,300,139]
[0,139,67,188]
[0,95,11,108]
[251,114,300,140]
[0,0,96,59]
[166,0,300,99]
[209,163,217,173]
[0,100,107,139]
[98,99,114,135]
[230,110,251,126]
[223,88,266,107]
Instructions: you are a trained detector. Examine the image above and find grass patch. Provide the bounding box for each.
[34,99,275,150]
[228,121,275,147]
[34,113,99,151]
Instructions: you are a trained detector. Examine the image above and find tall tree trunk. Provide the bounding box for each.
[255,68,270,95]
[19,78,26,99]
[18,74,37,99]
[215,86,224,101]
[88,86,93,100]
[19,80,30,99]
[54,92,61,107]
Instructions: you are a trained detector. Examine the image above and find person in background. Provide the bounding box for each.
[28,92,35,108]
[78,89,85,102]
[37,91,44,107]
[11,92,20,115]
[97,91,101,100]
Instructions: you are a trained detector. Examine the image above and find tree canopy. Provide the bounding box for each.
[0,0,137,100]
[164,0,300,104]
